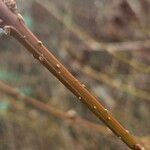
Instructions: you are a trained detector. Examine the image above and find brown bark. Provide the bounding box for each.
[0,80,110,136]
[0,1,144,149]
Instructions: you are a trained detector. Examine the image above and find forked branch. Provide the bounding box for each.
[0,1,144,149]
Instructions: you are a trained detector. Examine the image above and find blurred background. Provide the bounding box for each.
[0,0,150,149]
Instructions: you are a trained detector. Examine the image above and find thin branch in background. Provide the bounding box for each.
[36,0,150,101]
[0,81,149,146]
[61,44,150,102]
[0,80,111,136]
[0,80,149,148]
[36,0,150,73]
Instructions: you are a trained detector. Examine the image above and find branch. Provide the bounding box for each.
[36,1,150,52]
[0,80,110,136]
[0,1,144,149]
[65,48,150,102]
[1,80,148,148]
[36,0,150,73]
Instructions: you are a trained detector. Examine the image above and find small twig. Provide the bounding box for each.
[0,1,144,149]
